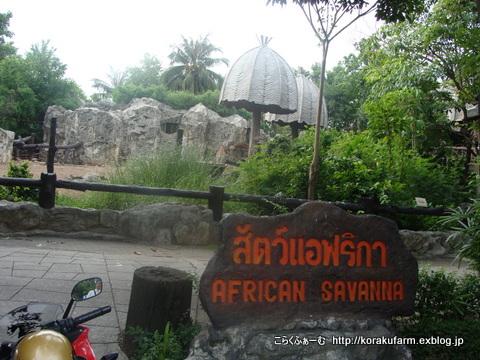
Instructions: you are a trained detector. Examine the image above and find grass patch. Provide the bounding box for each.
[58,144,219,211]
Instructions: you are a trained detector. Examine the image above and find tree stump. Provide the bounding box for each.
[123,266,193,357]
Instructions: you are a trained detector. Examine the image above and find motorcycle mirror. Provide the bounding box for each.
[71,277,103,301]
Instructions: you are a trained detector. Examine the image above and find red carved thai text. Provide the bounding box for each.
[232,225,387,267]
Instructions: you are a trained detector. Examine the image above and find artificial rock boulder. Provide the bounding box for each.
[181,104,249,162]
[0,127,14,162]
[44,99,251,165]
[44,99,184,164]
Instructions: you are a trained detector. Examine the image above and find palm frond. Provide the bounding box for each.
[164,35,229,94]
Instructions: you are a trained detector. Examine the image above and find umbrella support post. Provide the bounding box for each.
[249,110,262,156]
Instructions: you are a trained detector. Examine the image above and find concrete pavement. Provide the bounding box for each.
[0,235,473,359]
[0,236,215,360]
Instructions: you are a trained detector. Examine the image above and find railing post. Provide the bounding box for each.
[38,173,57,209]
[46,118,57,173]
[208,185,225,222]
[39,118,58,208]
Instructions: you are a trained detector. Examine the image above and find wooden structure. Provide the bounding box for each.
[13,133,83,162]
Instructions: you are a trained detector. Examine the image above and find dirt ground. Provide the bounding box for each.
[0,160,108,180]
[0,160,109,198]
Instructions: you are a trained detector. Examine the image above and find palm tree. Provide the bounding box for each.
[162,35,229,95]
[91,67,128,101]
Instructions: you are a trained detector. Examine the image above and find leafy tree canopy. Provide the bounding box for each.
[357,0,478,157]
[268,0,429,22]
[0,23,85,137]
[324,54,369,131]
[125,53,163,87]
[0,11,15,61]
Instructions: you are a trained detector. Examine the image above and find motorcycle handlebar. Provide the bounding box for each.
[73,306,111,326]
[42,306,111,334]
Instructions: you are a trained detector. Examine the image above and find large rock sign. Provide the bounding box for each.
[199,202,418,329]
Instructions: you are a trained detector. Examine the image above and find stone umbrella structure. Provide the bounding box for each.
[265,74,328,138]
[219,36,297,156]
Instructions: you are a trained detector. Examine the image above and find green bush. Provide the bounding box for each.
[126,322,201,360]
[413,268,480,320]
[0,161,38,202]
[397,318,480,360]
[321,131,465,207]
[228,129,469,227]
[393,269,480,360]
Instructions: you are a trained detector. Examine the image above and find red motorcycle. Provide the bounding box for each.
[0,278,118,360]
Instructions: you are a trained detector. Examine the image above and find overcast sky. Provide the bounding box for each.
[1,0,380,96]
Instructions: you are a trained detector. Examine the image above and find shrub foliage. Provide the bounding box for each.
[0,161,38,202]
[227,129,469,225]
[394,268,480,360]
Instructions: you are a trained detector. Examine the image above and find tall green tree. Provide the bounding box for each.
[359,24,453,153]
[24,40,84,129]
[0,55,37,134]
[358,0,479,181]
[162,35,229,95]
[324,54,370,131]
[268,0,427,200]
[125,53,163,87]
[0,11,15,61]
[0,39,84,137]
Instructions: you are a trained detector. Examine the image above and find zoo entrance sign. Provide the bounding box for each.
[199,202,418,329]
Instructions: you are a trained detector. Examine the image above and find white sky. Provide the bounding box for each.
[1,0,380,96]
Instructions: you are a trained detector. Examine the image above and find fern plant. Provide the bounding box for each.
[439,199,480,273]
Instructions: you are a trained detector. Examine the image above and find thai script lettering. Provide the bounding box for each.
[232,224,387,267]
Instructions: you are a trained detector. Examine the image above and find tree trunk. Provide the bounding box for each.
[291,125,299,139]
[123,266,193,357]
[308,40,329,200]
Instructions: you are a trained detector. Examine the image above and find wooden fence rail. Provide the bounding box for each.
[0,176,446,221]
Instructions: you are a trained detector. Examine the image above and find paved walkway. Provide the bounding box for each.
[0,236,214,360]
[0,236,473,359]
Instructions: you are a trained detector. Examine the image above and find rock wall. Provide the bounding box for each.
[0,200,456,256]
[0,201,219,246]
[399,230,453,258]
[188,319,412,360]
[44,99,251,165]
[0,127,14,162]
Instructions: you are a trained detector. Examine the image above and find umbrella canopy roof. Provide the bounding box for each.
[265,74,328,128]
[220,38,297,115]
